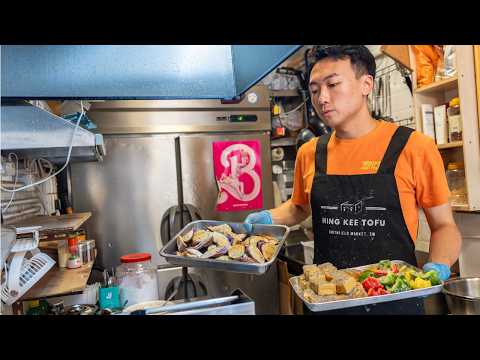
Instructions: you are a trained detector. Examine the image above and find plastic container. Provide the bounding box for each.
[67,236,79,257]
[57,240,69,268]
[447,97,462,142]
[116,253,159,308]
[67,235,81,269]
[78,240,96,264]
[446,162,468,206]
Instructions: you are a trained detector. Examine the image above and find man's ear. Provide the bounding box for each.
[361,74,374,96]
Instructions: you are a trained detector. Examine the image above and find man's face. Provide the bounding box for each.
[309,58,373,129]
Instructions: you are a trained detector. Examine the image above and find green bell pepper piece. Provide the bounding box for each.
[380,272,397,287]
[378,260,392,270]
[358,270,375,283]
[420,270,442,286]
[387,276,411,293]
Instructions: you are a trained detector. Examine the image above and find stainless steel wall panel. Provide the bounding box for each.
[71,135,178,268]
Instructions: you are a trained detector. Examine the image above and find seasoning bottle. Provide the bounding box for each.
[447,97,462,142]
[67,235,82,269]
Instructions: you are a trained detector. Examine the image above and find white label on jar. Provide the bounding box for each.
[449,115,462,133]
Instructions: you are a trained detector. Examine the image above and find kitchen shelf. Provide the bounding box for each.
[271,137,297,147]
[10,213,92,238]
[415,76,458,95]
[451,204,473,212]
[412,46,480,212]
[269,90,301,98]
[437,141,463,150]
[19,258,96,301]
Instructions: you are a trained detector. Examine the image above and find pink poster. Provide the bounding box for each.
[213,140,263,212]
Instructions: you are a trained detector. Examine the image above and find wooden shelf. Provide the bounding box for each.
[271,137,296,147]
[413,46,480,212]
[437,141,463,150]
[11,212,92,237]
[415,76,458,94]
[19,259,95,301]
[452,204,472,212]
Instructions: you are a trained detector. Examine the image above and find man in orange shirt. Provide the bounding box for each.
[245,45,462,314]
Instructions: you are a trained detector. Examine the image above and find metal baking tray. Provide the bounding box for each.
[160,220,290,275]
[290,260,443,312]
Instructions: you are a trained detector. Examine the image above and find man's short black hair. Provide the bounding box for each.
[309,45,376,79]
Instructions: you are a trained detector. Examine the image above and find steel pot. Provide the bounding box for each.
[64,304,98,315]
[442,277,480,315]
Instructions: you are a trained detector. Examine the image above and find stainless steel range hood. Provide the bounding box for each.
[1,102,105,163]
[1,45,302,100]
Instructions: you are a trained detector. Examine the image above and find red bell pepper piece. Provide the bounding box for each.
[362,276,382,292]
[376,288,389,295]
[373,269,388,277]
[391,264,399,273]
[367,285,389,297]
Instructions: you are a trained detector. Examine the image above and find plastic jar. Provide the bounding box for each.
[446,162,468,206]
[57,240,69,268]
[116,253,159,308]
[447,97,462,142]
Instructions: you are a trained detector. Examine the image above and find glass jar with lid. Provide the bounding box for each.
[116,253,159,308]
[446,162,468,206]
[447,97,462,142]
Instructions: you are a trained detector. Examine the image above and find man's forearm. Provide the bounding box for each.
[269,199,310,227]
[428,224,462,267]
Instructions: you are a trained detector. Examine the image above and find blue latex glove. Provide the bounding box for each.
[243,210,273,233]
[423,262,451,281]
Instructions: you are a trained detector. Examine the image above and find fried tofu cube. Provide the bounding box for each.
[310,278,337,295]
[304,266,320,281]
[303,264,318,273]
[303,288,320,303]
[299,278,309,290]
[309,272,326,283]
[351,283,368,298]
[317,262,337,273]
[334,276,357,294]
[318,282,337,296]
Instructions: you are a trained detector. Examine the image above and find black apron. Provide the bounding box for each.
[305,126,424,315]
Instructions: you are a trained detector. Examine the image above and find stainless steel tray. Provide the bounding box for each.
[290,260,443,312]
[159,220,290,275]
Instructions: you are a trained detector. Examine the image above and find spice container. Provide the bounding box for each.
[116,253,159,307]
[447,97,462,142]
[78,242,89,265]
[57,239,69,268]
[67,236,82,269]
[446,162,468,206]
[78,240,96,264]
[87,240,96,261]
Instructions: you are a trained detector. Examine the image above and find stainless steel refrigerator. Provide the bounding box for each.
[70,85,280,313]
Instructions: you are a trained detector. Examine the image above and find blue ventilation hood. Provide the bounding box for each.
[1,45,301,100]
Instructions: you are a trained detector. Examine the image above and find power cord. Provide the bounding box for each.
[0,101,85,193]
[1,153,19,213]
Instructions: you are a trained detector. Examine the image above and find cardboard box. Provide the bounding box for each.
[421,104,436,140]
[434,104,448,145]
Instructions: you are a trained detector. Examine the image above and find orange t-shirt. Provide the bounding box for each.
[291,120,450,241]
